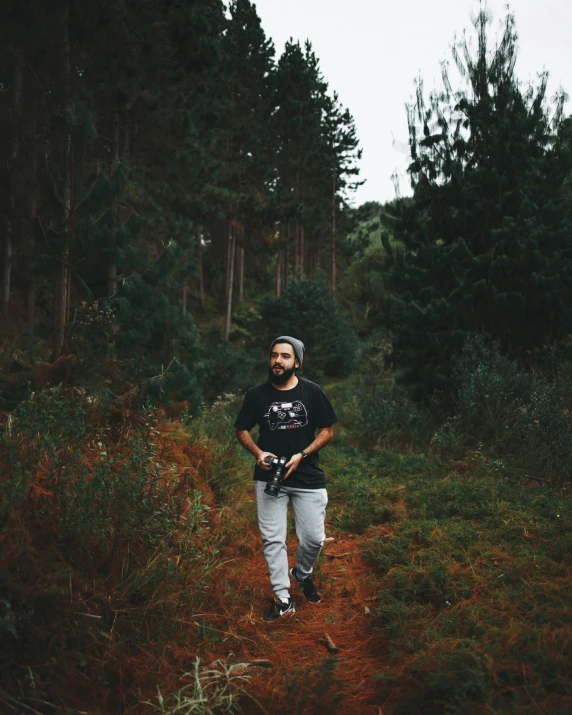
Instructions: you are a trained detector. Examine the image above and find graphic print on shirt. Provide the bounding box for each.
[264,400,308,431]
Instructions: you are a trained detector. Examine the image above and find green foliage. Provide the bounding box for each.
[69,238,208,411]
[1,389,211,560]
[0,388,218,709]
[367,467,572,713]
[323,424,438,533]
[284,656,344,714]
[188,391,250,498]
[332,333,431,449]
[0,387,88,527]
[452,338,572,482]
[325,441,397,533]
[360,378,431,447]
[257,275,356,377]
[201,334,264,404]
[453,337,531,450]
[382,11,572,397]
[145,657,250,714]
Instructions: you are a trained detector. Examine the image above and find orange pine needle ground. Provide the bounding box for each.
[199,498,388,712]
[154,423,389,713]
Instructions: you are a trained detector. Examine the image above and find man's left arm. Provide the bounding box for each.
[284,425,334,479]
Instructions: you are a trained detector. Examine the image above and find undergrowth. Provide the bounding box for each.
[1,361,571,714]
[193,376,572,713]
[365,456,572,713]
[0,386,246,713]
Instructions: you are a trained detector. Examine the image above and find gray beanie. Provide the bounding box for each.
[270,336,305,367]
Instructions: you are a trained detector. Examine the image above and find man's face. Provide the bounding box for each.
[268,343,299,385]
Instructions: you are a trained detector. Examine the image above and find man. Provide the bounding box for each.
[235,336,337,621]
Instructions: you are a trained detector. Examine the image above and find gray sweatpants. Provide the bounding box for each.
[255,480,328,601]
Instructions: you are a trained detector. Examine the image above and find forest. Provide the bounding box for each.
[0,1,570,713]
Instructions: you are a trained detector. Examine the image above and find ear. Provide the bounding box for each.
[295,360,300,370]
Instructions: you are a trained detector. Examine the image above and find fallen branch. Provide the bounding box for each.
[318,633,339,653]
[224,660,274,677]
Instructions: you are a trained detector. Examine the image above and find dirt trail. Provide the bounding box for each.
[156,425,388,713]
[205,491,388,715]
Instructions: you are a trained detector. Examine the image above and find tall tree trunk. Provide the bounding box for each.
[238,238,244,303]
[196,225,204,308]
[331,172,337,293]
[122,107,130,158]
[224,223,236,341]
[107,109,120,297]
[299,174,305,277]
[275,247,282,298]
[3,53,23,319]
[294,219,300,280]
[63,7,75,332]
[284,242,289,290]
[182,286,188,316]
[26,84,39,337]
[225,218,231,299]
[225,220,230,300]
[53,4,72,353]
[111,110,120,173]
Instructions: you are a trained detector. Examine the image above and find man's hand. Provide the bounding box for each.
[284,453,303,479]
[257,451,277,471]
[236,431,277,471]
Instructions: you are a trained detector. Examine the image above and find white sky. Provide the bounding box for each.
[253,0,572,206]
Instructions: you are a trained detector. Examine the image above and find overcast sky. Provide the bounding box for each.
[253,0,572,206]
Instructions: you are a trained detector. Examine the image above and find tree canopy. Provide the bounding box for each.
[381,10,572,398]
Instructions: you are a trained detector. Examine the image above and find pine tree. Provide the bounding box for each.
[383,10,572,398]
[217,0,275,338]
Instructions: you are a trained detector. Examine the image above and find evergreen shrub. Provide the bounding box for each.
[359,379,431,448]
[452,338,572,482]
[453,338,531,452]
[332,333,432,449]
[257,275,356,378]
[201,336,263,405]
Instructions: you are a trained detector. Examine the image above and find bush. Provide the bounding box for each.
[201,337,264,404]
[257,275,356,378]
[452,338,572,482]
[359,379,431,448]
[453,337,531,453]
[0,388,217,711]
[332,332,431,449]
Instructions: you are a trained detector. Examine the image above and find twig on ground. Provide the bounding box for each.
[319,633,339,653]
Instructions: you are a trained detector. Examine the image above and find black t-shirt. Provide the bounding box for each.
[234,377,338,489]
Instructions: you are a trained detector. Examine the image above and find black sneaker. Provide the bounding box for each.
[262,597,295,622]
[290,566,322,603]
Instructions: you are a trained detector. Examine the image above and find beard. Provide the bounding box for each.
[268,364,297,386]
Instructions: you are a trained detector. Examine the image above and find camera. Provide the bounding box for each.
[263,455,288,496]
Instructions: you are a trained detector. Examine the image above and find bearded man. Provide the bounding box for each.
[235,336,337,621]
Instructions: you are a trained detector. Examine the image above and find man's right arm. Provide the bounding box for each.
[235,429,275,471]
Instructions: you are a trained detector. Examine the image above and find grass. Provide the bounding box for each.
[192,382,572,713]
[0,388,227,713]
[144,657,251,714]
[1,380,571,713]
[362,454,572,713]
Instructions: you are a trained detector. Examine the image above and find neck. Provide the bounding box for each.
[271,374,299,391]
